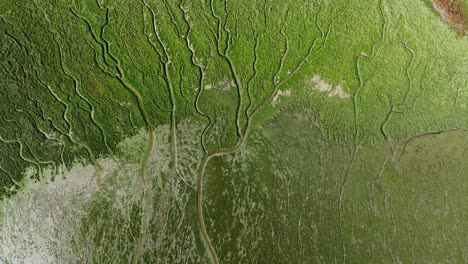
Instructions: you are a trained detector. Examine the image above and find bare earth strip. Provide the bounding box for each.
[432,0,468,35]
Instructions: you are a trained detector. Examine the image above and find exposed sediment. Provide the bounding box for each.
[432,0,468,35]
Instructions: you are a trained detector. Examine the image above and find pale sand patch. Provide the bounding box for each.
[204,79,236,91]
[311,75,332,92]
[0,147,129,263]
[272,89,292,106]
[0,120,205,263]
[328,84,351,99]
[307,74,350,99]
[0,162,102,263]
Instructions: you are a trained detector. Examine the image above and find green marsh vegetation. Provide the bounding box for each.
[0,0,467,263]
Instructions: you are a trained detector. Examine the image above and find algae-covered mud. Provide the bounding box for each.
[0,0,467,263]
